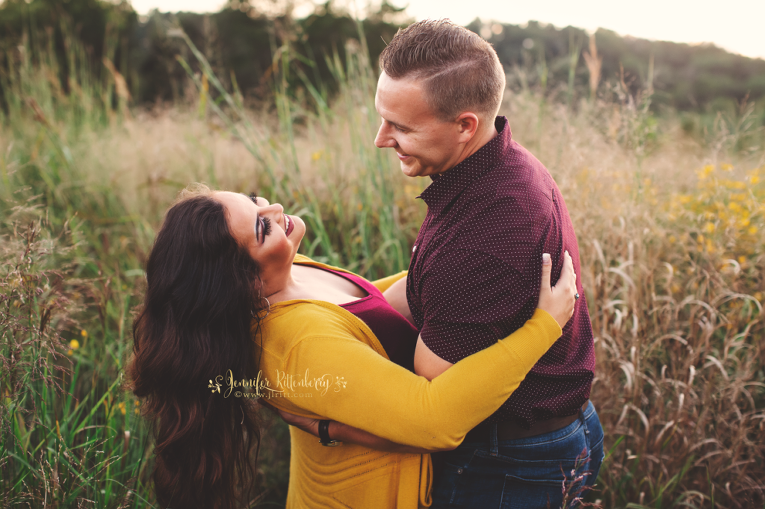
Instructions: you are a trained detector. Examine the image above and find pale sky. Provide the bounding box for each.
[129,0,765,60]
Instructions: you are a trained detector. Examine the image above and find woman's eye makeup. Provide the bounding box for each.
[249,192,271,243]
[261,217,272,239]
[256,216,272,242]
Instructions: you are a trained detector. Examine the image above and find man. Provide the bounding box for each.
[377,19,603,508]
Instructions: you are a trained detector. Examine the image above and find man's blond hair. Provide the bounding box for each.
[379,19,506,124]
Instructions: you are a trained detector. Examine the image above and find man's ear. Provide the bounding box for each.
[455,112,480,143]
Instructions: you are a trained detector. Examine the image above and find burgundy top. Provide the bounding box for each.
[315,266,419,372]
[406,116,595,429]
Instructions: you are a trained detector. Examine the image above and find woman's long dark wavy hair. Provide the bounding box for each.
[127,185,265,509]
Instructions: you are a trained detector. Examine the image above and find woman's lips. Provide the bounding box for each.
[396,152,411,161]
[285,215,294,236]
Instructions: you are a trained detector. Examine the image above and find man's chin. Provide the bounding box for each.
[400,162,421,178]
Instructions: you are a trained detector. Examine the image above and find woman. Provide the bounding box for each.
[127,184,578,509]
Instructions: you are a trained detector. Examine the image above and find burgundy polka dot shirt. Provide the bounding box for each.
[406,116,595,429]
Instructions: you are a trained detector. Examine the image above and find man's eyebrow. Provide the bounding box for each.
[391,120,413,131]
[382,116,412,131]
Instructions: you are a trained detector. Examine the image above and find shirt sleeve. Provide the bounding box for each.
[278,308,561,449]
[417,248,540,364]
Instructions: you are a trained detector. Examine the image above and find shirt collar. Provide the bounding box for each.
[418,116,512,215]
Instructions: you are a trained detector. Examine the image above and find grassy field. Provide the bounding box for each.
[1,29,764,508]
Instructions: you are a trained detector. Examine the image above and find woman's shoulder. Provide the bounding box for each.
[253,300,369,353]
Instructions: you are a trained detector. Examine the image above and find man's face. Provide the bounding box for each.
[374,71,464,178]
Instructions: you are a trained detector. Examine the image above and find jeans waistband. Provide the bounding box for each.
[464,400,590,445]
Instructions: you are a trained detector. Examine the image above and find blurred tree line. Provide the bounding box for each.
[0,0,408,110]
[1,0,764,116]
[468,19,765,114]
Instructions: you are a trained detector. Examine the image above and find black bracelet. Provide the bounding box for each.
[318,419,341,446]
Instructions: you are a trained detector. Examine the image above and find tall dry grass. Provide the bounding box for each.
[1,24,764,508]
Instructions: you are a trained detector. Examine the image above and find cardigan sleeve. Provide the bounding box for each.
[369,270,408,293]
[278,308,562,449]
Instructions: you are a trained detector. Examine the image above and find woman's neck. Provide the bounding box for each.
[262,263,297,303]
[265,264,367,306]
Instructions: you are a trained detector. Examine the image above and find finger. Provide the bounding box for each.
[560,251,574,287]
[541,253,552,291]
[565,251,576,282]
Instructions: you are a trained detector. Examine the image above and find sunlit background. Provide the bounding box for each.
[2,0,765,507]
[129,0,765,59]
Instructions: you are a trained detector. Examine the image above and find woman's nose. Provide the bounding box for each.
[261,203,284,215]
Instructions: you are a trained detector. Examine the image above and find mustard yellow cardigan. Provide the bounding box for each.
[251,254,562,509]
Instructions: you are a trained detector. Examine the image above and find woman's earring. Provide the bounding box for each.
[251,297,270,319]
[262,297,271,318]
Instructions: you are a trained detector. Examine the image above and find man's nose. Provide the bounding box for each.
[374,122,395,149]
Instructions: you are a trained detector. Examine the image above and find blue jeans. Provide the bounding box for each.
[430,401,604,509]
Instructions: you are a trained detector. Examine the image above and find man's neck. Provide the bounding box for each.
[441,121,500,176]
[469,122,500,156]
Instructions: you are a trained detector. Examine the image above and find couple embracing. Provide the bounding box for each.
[127,19,603,509]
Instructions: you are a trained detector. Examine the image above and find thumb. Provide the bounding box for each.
[541,253,552,291]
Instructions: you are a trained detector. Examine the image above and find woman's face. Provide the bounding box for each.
[213,191,306,296]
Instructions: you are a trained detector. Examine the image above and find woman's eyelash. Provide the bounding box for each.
[249,192,258,203]
[262,217,272,238]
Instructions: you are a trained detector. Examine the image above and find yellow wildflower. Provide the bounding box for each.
[721,163,733,172]
[738,256,746,265]
[118,402,126,415]
[748,226,758,235]
[704,222,715,234]
[69,339,80,350]
[698,165,714,180]
[668,235,677,243]
[81,330,88,338]
[67,349,73,356]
